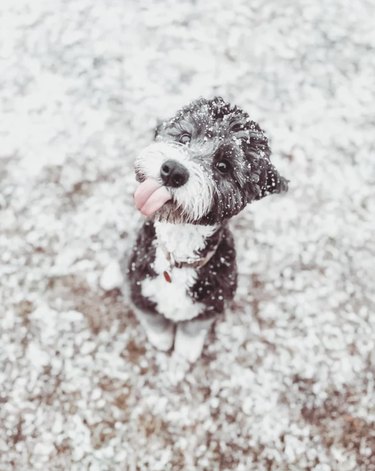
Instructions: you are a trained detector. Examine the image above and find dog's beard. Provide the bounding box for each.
[134,142,214,224]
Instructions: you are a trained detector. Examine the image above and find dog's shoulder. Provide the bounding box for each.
[190,226,237,312]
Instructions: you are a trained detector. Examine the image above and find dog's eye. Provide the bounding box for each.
[179,133,191,145]
[216,160,231,174]
[231,123,243,133]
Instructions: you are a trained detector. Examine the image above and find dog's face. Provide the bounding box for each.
[134,97,288,225]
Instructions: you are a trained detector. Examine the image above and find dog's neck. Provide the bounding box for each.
[154,221,221,264]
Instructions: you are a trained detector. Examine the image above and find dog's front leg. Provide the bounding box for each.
[134,308,174,352]
[174,316,214,363]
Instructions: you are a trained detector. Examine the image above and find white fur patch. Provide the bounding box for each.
[141,222,217,322]
[154,221,218,262]
[174,324,209,363]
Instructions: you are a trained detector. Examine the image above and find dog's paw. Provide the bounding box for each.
[145,323,174,351]
[174,325,206,363]
[134,308,175,352]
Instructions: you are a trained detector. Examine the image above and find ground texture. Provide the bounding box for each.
[1,0,375,469]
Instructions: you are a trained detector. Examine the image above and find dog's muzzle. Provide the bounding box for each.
[134,141,211,220]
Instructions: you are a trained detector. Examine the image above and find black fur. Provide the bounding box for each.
[189,226,237,315]
[128,220,158,315]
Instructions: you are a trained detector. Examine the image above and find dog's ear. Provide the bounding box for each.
[243,125,288,200]
[250,158,289,200]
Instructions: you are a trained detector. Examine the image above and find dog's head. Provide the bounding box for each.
[134,97,288,225]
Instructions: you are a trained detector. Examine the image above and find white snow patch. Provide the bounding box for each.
[99,260,123,291]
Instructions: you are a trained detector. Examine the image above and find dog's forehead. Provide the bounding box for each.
[171,104,243,131]
[156,99,270,162]
[167,102,263,144]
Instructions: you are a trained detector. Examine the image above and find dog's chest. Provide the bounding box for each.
[141,222,217,322]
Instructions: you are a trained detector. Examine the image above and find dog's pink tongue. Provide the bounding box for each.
[134,178,171,216]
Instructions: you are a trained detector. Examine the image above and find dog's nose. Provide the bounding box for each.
[160,160,189,188]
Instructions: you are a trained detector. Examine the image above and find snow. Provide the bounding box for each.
[100,261,124,291]
[0,0,375,470]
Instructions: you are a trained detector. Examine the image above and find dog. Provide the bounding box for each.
[127,97,288,362]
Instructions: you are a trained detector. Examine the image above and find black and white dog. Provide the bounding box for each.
[128,97,288,362]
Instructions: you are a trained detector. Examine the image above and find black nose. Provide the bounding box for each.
[160,160,189,188]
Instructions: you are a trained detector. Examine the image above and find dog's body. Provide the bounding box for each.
[128,97,288,361]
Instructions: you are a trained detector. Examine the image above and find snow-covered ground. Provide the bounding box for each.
[1,0,374,469]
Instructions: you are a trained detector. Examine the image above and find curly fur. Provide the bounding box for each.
[128,97,288,359]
